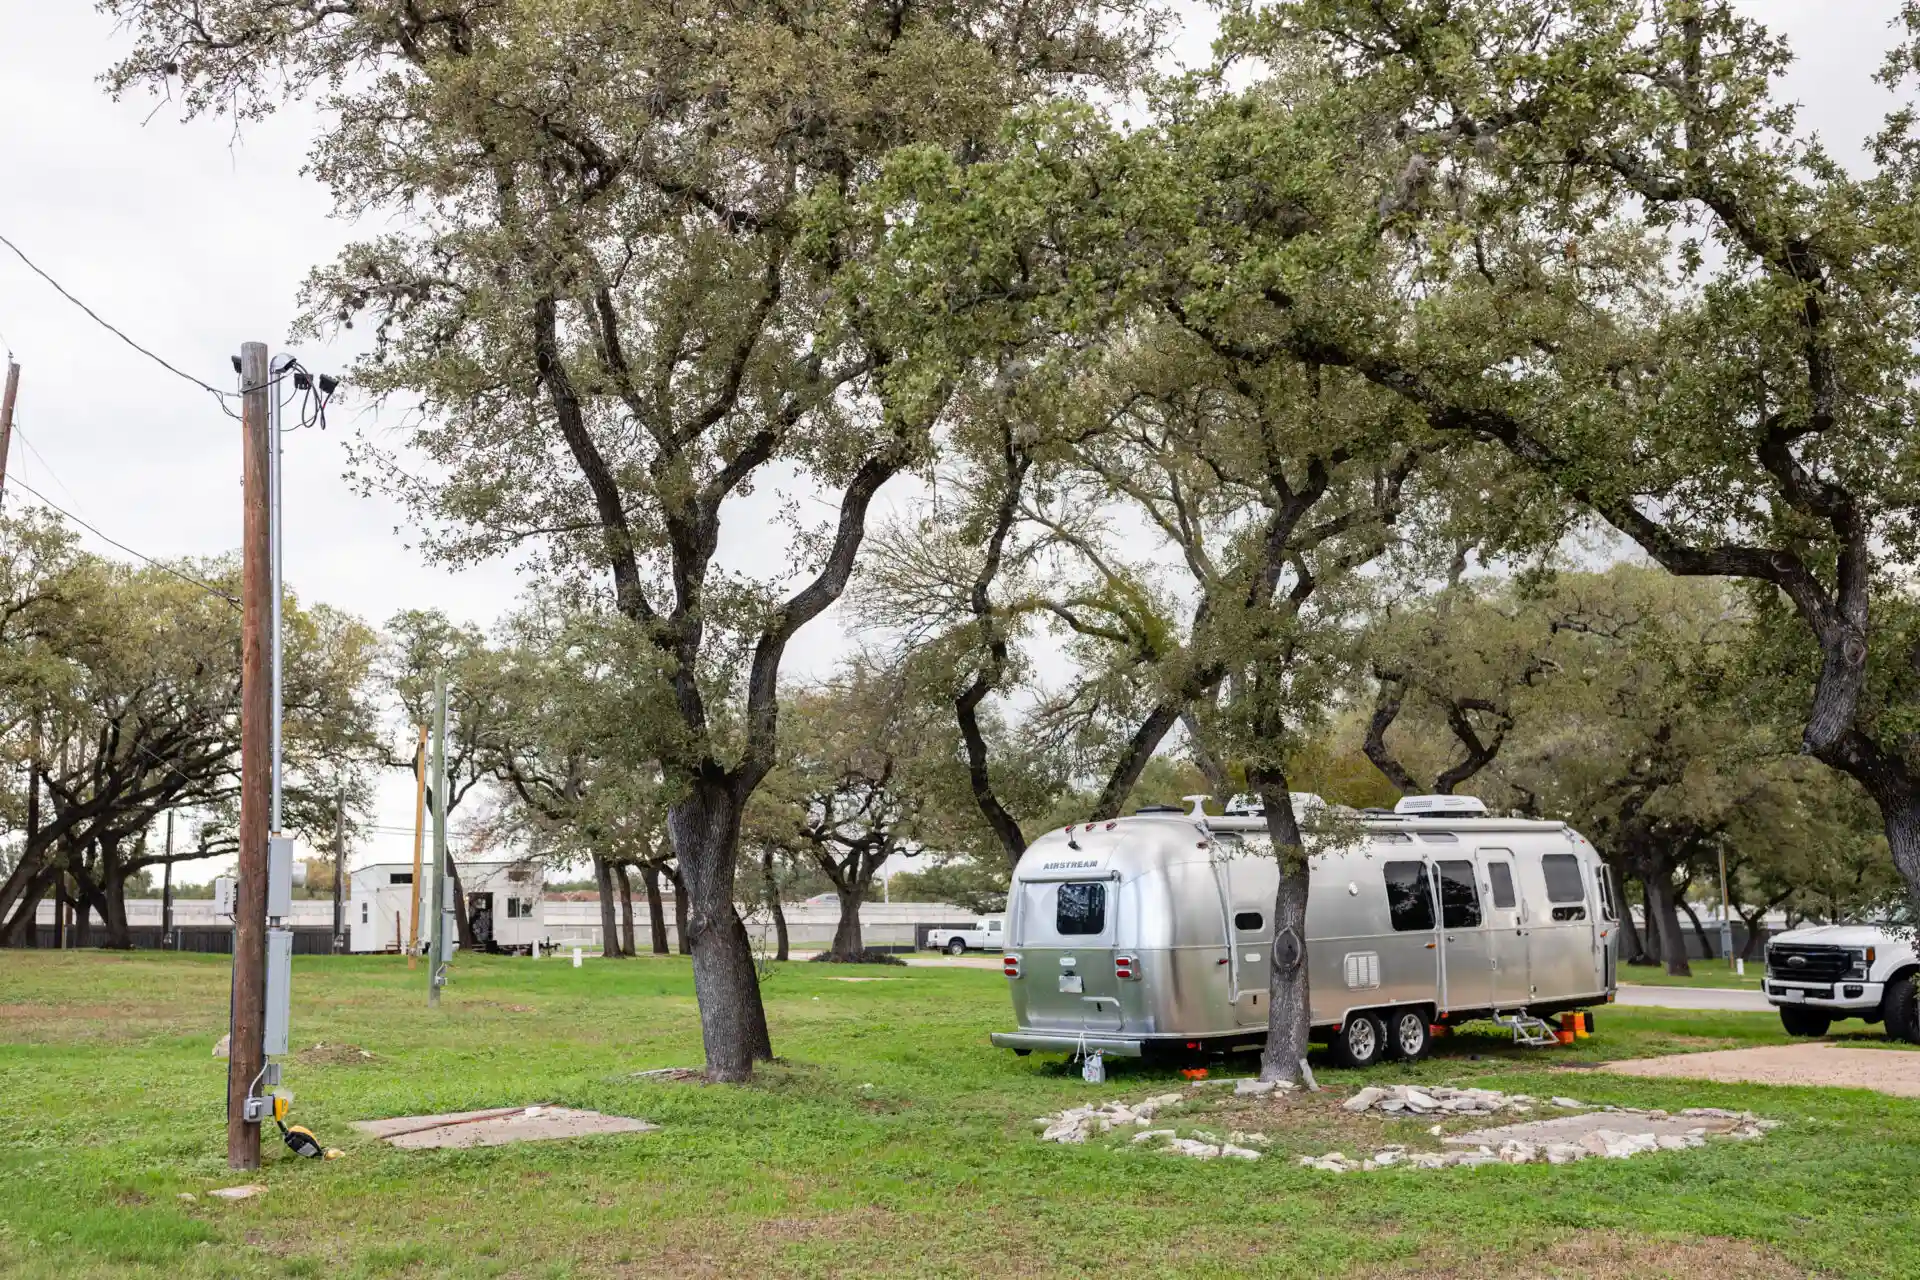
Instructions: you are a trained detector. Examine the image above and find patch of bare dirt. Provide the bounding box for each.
[296,1042,376,1066]
[1360,1233,1808,1278]
[1604,1043,1920,1097]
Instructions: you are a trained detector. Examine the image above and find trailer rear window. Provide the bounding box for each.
[1436,860,1482,928]
[1056,882,1107,935]
[1542,854,1586,904]
[1383,862,1435,932]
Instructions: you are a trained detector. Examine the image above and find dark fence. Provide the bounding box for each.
[28,925,340,954]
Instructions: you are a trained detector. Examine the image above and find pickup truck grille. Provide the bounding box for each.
[1766,945,1851,983]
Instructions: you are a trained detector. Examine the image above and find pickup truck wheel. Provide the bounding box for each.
[1779,1006,1832,1038]
[1386,1009,1431,1062]
[1331,1013,1387,1069]
[1884,975,1920,1044]
[946,938,967,955]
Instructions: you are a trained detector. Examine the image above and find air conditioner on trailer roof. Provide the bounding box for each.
[1393,794,1489,816]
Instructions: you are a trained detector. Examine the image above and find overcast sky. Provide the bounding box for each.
[0,1,1904,878]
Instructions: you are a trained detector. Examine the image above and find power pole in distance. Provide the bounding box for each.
[161,811,175,949]
[227,342,271,1170]
[332,793,346,954]
[0,360,19,507]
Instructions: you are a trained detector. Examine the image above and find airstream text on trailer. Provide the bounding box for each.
[989,796,1618,1065]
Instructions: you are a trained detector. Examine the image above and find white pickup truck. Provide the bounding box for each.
[1764,924,1918,1042]
[926,917,1006,955]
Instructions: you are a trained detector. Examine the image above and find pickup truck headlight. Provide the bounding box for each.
[1845,948,1871,980]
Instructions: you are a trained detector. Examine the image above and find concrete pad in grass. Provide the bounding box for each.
[352,1105,658,1149]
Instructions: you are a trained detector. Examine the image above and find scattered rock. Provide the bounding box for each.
[1343,1086,1388,1112]
[1219,1144,1263,1160]
[631,1067,703,1082]
[1165,1138,1221,1159]
[1550,1096,1584,1109]
[208,1185,266,1201]
[1235,1079,1276,1097]
[176,1192,197,1203]
[1131,1129,1176,1145]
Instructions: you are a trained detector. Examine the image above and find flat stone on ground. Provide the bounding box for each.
[1444,1111,1739,1147]
[1601,1043,1920,1097]
[352,1106,657,1150]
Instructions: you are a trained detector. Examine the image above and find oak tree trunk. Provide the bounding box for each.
[830,888,865,958]
[759,849,790,963]
[669,866,691,955]
[1641,862,1693,978]
[592,854,624,958]
[1611,863,1651,965]
[1254,772,1313,1085]
[99,858,133,951]
[668,785,774,1081]
[447,852,475,949]
[640,862,670,954]
[618,865,637,957]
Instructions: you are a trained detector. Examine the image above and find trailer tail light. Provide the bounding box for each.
[1003,953,1021,978]
[1115,955,1138,981]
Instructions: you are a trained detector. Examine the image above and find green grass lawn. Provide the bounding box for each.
[1617,957,1766,990]
[3,952,1916,1279]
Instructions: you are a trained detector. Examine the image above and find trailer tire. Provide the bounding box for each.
[946,938,967,956]
[1779,1006,1831,1038]
[1330,1013,1387,1069]
[1884,974,1920,1044]
[1386,1009,1431,1063]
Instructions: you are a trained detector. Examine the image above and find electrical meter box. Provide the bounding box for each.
[264,927,293,1056]
[213,875,236,919]
[267,836,296,918]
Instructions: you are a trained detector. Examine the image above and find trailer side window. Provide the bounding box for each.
[1594,867,1617,921]
[1383,862,1435,932]
[1056,882,1106,935]
[1436,860,1482,928]
[1542,854,1586,904]
[1487,861,1517,910]
[1234,911,1264,931]
[388,873,413,885]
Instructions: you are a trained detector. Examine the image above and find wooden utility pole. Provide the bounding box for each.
[408,724,427,968]
[331,793,346,954]
[161,811,175,949]
[0,360,18,507]
[428,674,448,1007]
[227,342,271,1170]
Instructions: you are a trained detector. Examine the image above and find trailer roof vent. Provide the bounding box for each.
[1393,794,1489,817]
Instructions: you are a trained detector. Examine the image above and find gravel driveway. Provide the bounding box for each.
[1602,1042,1920,1097]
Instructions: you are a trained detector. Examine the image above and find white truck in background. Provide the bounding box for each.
[1765,924,1919,1042]
[926,917,1006,955]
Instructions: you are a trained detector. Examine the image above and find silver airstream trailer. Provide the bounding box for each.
[989,795,1618,1066]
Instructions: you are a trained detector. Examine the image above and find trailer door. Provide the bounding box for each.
[1011,878,1124,1032]
[1478,850,1531,1007]
[1433,860,1492,1014]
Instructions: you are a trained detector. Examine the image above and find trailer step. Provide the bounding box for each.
[1493,1012,1561,1047]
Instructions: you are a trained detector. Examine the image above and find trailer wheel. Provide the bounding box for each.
[946,937,967,956]
[1386,1009,1431,1062]
[1884,975,1919,1044]
[1331,1013,1387,1069]
[1779,1005,1831,1038]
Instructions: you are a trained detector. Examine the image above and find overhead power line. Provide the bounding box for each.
[6,473,242,610]
[0,229,241,416]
